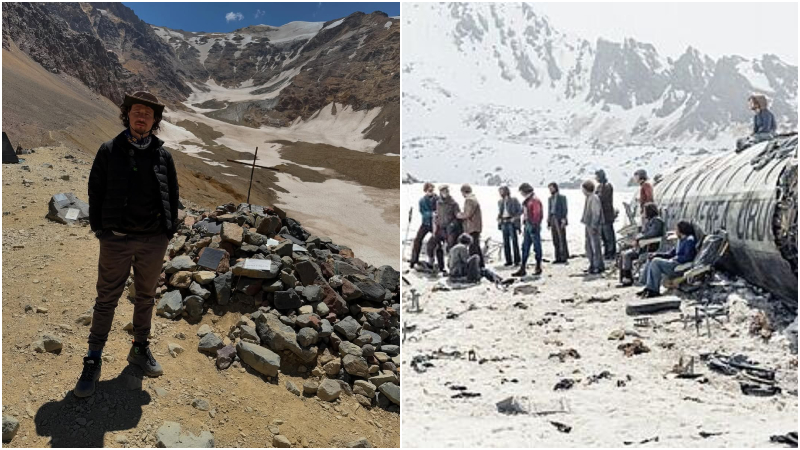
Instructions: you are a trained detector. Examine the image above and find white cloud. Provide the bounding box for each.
[254,9,265,19]
[225,12,244,23]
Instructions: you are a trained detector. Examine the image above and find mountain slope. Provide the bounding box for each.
[2,3,399,154]
[402,2,797,186]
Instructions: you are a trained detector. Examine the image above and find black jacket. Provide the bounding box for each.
[548,193,568,223]
[88,131,179,238]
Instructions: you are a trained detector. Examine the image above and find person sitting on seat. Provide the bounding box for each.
[617,202,665,287]
[736,94,776,151]
[638,220,698,298]
[448,233,482,283]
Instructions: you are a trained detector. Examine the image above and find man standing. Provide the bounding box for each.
[427,185,461,273]
[736,94,777,151]
[633,169,653,230]
[410,182,437,269]
[581,179,605,274]
[76,91,179,398]
[595,169,616,259]
[547,182,569,264]
[497,186,522,266]
[458,184,483,267]
[513,183,543,276]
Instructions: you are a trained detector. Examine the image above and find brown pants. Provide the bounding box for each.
[88,231,169,351]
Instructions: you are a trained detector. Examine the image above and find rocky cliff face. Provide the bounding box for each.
[2,3,399,153]
[2,2,191,104]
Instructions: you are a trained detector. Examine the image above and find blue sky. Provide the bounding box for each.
[123,2,400,32]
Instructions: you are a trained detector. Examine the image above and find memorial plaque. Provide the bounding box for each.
[65,208,80,221]
[243,259,272,271]
[197,247,225,270]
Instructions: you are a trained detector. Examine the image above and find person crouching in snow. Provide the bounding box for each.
[581,179,605,274]
[448,233,482,283]
[638,221,697,298]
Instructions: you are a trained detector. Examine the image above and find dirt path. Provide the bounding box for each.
[400,219,797,447]
[1,148,399,448]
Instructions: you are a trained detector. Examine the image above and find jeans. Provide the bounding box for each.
[500,221,520,265]
[427,229,457,271]
[410,223,432,265]
[549,217,569,262]
[520,223,542,269]
[644,258,680,292]
[469,232,485,268]
[600,223,616,258]
[584,226,604,272]
[88,232,170,351]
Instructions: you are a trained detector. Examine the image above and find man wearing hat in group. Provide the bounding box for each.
[75,91,180,397]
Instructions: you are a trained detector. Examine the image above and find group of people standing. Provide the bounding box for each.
[409,168,630,280]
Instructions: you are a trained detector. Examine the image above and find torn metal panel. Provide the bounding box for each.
[654,134,797,306]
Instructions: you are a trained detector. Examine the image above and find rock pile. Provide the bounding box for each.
[154,202,401,411]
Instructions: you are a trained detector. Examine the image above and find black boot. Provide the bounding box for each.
[534,263,542,275]
[74,356,102,398]
[511,267,526,277]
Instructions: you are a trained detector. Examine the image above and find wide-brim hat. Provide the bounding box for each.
[122,91,165,115]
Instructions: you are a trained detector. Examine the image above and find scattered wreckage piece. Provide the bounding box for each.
[495,396,570,416]
[625,296,682,315]
[769,431,798,448]
[654,134,798,307]
[617,339,650,357]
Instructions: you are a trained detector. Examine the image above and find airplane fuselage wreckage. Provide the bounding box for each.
[654,134,797,307]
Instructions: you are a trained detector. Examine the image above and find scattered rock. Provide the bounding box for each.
[317,379,343,402]
[236,341,280,377]
[155,421,214,448]
[168,343,184,358]
[285,381,301,396]
[33,334,62,353]
[198,333,224,355]
[2,415,19,443]
[273,435,291,448]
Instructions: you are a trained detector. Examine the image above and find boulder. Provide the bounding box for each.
[353,380,377,398]
[168,270,192,288]
[2,415,19,443]
[216,345,236,370]
[220,222,244,246]
[317,379,342,402]
[378,382,400,405]
[342,354,370,377]
[334,316,361,341]
[165,256,196,274]
[297,327,318,347]
[213,272,232,306]
[255,314,317,363]
[184,295,204,322]
[46,193,89,224]
[198,333,223,355]
[274,289,302,310]
[375,265,400,292]
[189,282,211,300]
[157,291,183,319]
[236,341,280,377]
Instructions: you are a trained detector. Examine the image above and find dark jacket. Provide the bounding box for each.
[753,109,776,135]
[638,216,665,240]
[596,182,615,224]
[419,194,438,228]
[548,193,568,224]
[497,196,523,230]
[658,235,697,264]
[435,196,461,235]
[88,131,179,238]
